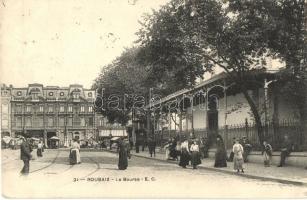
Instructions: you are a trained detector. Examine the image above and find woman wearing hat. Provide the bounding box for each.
[70,137,81,165]
[233,138,244,173]
[36,140,44,157]
[118,139,129,170]
[214,135,227,168]
[190,140,201,169]
[179,138,190,168]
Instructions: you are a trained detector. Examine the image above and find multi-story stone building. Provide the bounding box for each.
[8,83,98,147]
[1,84,13,137]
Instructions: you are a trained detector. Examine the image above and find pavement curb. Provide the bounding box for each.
[104,149,307,187]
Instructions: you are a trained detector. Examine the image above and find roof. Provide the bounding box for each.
[148,69,280,107]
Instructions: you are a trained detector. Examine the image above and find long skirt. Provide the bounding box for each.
[179,151,190,167]
[263,152,272,167]
[233,155,244,170]
[228,151,234,162]
[190,151,201,167]
[214,150,227,168]
[165,149,170,160]
[70,149,81,165]
[118,150,128,170]
[170,148,177,159]
[37,148,43,157]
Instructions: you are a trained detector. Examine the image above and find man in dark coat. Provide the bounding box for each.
[148,137,156,157]
[241,136,252,162]
[20,134,33,175]
[277,135,293,167]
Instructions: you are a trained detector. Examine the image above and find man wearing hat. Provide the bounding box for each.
[20,132,33,175]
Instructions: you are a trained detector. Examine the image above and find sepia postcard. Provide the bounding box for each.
[1,0,307,198]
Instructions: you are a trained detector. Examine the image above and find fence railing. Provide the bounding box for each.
[154,119,306,151]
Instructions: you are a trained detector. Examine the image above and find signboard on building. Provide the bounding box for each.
[99,129,127,137]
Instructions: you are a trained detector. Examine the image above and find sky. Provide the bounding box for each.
[0,0,169,89]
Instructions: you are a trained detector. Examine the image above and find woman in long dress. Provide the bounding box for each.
[179,139,190,168]
[118,139,128,170]
[190,141,201,169]
[164,140,171,160]
[175,141,181,159]
[214,135,227,168]
[262,141,273,167]
[36,140,43,157]
[70,138,81,165]
[233,139,244,173]
[170,138,178,160]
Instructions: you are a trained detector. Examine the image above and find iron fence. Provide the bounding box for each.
[154,119,306,151]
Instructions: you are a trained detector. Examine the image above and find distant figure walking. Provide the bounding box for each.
[227,137,236,162]
[164,139,172,160]
[36,140,43,157]
[262,141,273,167]
[190,141,201,169]
[179,139,190,168]
[148,137,156,157]
[70,138,81,165]
[124,139,131,159]
[118,139,129,170]
[278,135,293,167]
[214,135,227,168]
[203,137,209,158]
[20,134,33,175]
[175,140,181,158]
[233,139,244,173]
[169,138,178,160]
[241,136,252,162]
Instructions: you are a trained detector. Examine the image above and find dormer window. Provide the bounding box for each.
[71,88,81,101]
[88,92,92,97]
[17,91,22,96]
[49,92,54,96]
[60,92,64,96]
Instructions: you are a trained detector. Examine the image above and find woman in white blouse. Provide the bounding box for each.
[70,138,81,165]
[190,141,201,169]
[179,139,190,168]
[233,139,244,173]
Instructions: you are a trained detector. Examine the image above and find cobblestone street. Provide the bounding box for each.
[2,149,307,198]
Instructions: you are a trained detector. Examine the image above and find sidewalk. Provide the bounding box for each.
[108,148,307,186]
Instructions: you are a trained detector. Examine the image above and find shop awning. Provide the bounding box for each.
[49,136,60,140]
[110,137,121,141]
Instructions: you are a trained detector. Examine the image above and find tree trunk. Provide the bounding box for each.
[241,88,265,145]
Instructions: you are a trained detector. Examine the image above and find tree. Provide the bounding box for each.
[136,0,306,145]
[92,47,152,125]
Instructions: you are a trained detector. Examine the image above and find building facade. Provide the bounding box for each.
[1,84,13,137]
[144,70,307,151]
[7,83,98,147]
